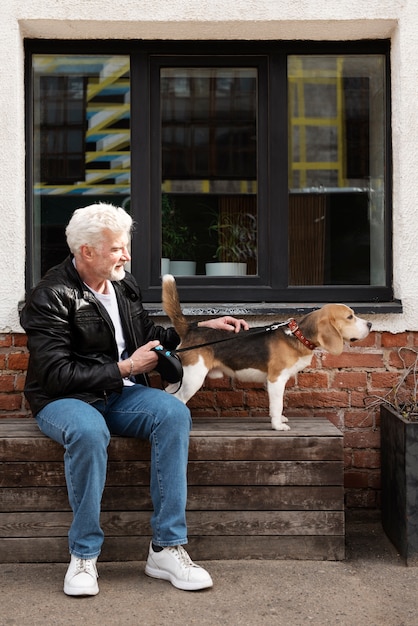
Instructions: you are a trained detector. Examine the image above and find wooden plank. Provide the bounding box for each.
[185,534,345,561]
[187,461,343,486]
[0,535,345,562]
[0,461,150,487]
[191,418,343,438]
[188,436,342,461]
[0,416,342,438]
[187,486,344,511]
[1,459,343,487]
[0,418,343,466]
[0,485,344,512]
[0,434,342,462]
[0,510,344,538]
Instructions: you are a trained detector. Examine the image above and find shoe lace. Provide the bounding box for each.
[167,545,198,569]
[74,558,98,577]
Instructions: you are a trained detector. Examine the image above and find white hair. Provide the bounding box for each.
[65,203,133,254]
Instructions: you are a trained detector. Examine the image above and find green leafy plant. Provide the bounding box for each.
[209,211,257,263]
[161,194,197,260]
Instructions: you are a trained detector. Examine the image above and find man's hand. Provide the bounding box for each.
[119,341,160,378]
[198,316,249,333]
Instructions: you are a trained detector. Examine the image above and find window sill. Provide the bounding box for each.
[146,300,403,317]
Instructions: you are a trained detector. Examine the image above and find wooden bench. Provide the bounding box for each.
[0,416,344,562]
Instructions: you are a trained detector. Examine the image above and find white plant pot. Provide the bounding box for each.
[161,257,170,276]
[169,260,197,276]
[205,262,247,276]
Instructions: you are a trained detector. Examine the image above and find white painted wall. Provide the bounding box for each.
[1,0,416,332]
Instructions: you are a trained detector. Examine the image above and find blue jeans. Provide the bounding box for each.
[35,385,192,559]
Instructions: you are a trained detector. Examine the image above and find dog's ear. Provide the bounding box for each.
[316,315,344,355]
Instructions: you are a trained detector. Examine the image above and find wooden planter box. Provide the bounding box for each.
[381,404,418,565]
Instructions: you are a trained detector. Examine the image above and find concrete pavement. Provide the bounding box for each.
[2,513,417,626]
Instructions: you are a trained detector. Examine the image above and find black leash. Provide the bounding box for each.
[173,319,293,355]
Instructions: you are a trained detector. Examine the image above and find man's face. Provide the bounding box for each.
[91,229,131,282]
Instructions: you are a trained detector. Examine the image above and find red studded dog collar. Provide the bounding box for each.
[287,319,316,351]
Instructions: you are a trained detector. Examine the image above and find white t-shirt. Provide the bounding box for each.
[87,280,134,386]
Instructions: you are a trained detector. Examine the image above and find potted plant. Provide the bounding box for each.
[367,347,418,565]
[161,194,197,276]
[205,211,257,276]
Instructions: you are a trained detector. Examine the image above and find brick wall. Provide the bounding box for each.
[2,330,416,511]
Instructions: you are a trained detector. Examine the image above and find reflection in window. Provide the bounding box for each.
[160,68,258,277]
[288,55,386,286]
[40,76,86,183]
[32,55,130,281]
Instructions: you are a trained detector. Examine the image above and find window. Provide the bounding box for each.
[26,41,391,304]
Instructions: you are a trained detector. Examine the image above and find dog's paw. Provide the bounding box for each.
[271,417,291,431]
[281,415,289,422]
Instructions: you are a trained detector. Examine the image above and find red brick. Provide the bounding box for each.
[13,334,28,348]
[14,374,27,392]
[351,390,376,408]
[245,390,269,408]
[322,352,384,369]
[0,335,12,348]
[370,371,401,389]
[191,408,218,418]
[8,352,29,371]
[333,372,367,389]
[203,376,231,391]
[0,375,15,392]
[354,332,377,348]
[344,410,374,429]
[345,489,378,509]
[344,430,381,449]
[388,348,417,369]
[219,409,250,418]
[344,449,353,468]
[322,410,344,430]
[214,390,244,409]
[368,470,381,489]
[344,471,369,488]
[188,390,216,410]
[297,372,329,388]
[381,332,410,347]
[285,376,296,388]
[352,449,381,469]
[286,390,348,409]
[0,394,22,410]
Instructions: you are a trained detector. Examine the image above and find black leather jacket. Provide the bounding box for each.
[20,256,180,416]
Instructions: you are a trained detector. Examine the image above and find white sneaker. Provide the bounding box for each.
[145,543,213,591]
[63,554,99,596]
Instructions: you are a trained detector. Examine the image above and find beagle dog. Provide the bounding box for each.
[162,274,372,430]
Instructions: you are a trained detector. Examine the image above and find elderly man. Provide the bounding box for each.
[20,202,248,596]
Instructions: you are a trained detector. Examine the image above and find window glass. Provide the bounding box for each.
[288,55,386,286]
[160,68,258,277]
[32,55,130,281]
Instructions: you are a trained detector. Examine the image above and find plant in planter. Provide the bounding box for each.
[366,347,418,565]
[206,211,257,276]
[161,194,197,275]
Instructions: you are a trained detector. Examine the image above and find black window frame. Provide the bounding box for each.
[25,39,393,306]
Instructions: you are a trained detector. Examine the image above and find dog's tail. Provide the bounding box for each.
[162,274,190,338]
